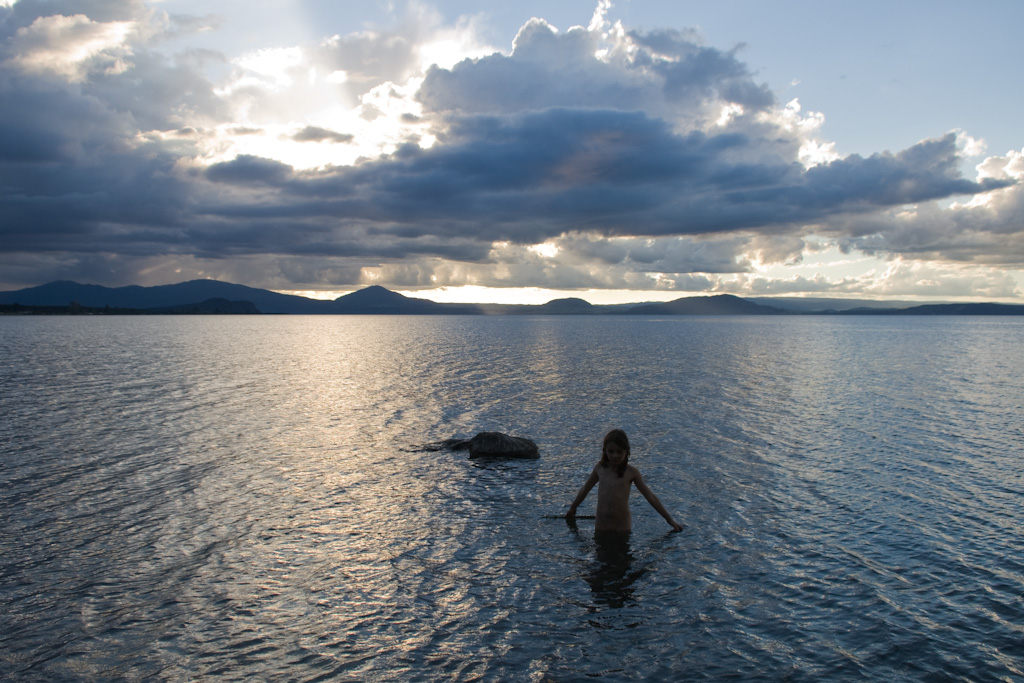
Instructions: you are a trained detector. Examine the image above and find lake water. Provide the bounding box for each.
[1,315,1022,681]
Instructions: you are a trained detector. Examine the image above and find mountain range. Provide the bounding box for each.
[2,280,1023,315]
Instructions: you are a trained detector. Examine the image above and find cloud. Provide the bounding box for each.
[828,149,1024,266]
[862,259,1021,298]
[0,1,1021,299]
[3,13,135,81]
[191,113,1007,248]
[206,154,293,185]
[417,17,773,123]
[292,126,355,144]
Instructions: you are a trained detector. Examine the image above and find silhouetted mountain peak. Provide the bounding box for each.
[531,297,595,314]
[5,280,1020,316]
[330,285,446,312]
[626,294,787,315]
[545,297,592,307]
[335,285,408,304]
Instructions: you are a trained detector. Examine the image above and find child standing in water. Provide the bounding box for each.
[567,429,683,532]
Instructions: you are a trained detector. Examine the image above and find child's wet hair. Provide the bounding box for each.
[601,428,630,477]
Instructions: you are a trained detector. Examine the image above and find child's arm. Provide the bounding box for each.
[566,468,599,519]
[633,470,684,531]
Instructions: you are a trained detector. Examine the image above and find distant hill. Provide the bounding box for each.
[747,297,927,313]
[0,280,484,314]
[533,297,596,314]
[840,302,1024,316]
[329,285,483,314]
[623,294,788,315]
[2,280,1022,315]
[331,285,438,313]
[0,280,330,313]
[507,297,603,315]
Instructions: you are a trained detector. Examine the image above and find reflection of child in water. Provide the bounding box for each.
[566,429,683,532]
[587,530,640,608]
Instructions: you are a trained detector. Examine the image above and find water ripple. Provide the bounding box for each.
[1,316,1023,680]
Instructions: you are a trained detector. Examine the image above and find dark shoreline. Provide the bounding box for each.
[5,302,1024,316]
[3,281,1023,316]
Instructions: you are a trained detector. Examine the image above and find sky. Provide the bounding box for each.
[2,0,1023,304]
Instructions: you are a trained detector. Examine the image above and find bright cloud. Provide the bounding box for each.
[6,13,135,81]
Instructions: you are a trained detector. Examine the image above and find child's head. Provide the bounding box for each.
[601,429,630,476]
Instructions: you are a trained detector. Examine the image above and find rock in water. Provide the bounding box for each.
[465,432,540,459]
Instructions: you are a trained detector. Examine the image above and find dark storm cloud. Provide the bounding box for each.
[292,126,355,144]
[192,111,1007,249]
[206,155,294,186]
[0,74,118,162]
[7,102,1001,267]
[0,66,197,245]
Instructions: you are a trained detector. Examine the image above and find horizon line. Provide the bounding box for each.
[3,279,1023,308]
